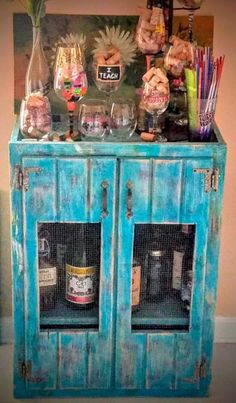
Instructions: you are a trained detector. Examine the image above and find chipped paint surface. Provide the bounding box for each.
[9,120,226,398]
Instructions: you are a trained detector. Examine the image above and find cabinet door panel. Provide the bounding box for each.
[116,159,150,389]
[146,334,175,389]
[175,158,212,390]
[116,157,212,392]
[87,158,116,388]
[23,157,116,391]
[58,158,88,222]
[23,157,58,390]
[59,333,87,389]
[152,159,183,222]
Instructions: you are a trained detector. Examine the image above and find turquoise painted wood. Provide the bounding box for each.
[9,119,226,398]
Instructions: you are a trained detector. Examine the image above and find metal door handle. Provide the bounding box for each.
[101,181,109,218]
[126,181,133,219]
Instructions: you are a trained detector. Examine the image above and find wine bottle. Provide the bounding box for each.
[38,229,57,311]
[65,226,98,309]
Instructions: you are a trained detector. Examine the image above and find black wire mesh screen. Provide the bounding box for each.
[37,222,101,330]
[132,224,195,332]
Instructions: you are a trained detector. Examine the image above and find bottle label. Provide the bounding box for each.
[172,251,184,290]
[132,265,141,307]
[66,264,97,304]
[39,267,57,287]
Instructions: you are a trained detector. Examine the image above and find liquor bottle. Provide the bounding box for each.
[172,225,194,299]
[38,228,57,311]
[65,226,98,309]
[181,270,193,310]
[147,249,165,302]
[132,257,141,312]
[180,225,194,309]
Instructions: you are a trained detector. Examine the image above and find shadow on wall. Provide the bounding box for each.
[0,190,12,344]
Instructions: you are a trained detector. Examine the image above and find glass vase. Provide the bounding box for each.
[20,26,52,140]
[25,26,50,96]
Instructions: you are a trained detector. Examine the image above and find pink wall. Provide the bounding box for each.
[0,0,235,317]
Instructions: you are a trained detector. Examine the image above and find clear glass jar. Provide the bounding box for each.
[20,91,52,139]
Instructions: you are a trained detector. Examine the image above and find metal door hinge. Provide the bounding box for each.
[21,361,31,379]
[14,166,42,191]
[20,361,44,383]
[13,165,23,190]
[193,168,220,192]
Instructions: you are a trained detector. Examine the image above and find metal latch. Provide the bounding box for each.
[193,168,219,192]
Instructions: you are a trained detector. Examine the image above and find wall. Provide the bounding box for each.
[0,0,235,324]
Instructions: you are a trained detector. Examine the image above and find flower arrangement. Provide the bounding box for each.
[7,0,48,27]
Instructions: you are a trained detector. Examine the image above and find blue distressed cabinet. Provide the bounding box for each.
[9,120,226,398]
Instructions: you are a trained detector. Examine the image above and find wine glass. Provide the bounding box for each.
[91,59,125,105]
[54,44,88,140]
[142,82,170,142]
[78,99,109,141]
[110,99,137,141]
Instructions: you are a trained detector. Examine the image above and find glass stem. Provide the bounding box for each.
[153,113,159,134]
[67,101,76,137]
[69,111,74,135]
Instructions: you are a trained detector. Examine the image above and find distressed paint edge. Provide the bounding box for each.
[2,316,236,345]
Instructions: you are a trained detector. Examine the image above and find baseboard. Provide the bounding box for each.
[1,316,236,345]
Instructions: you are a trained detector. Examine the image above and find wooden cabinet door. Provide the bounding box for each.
[115,157,213,393]
[23,156,116,392]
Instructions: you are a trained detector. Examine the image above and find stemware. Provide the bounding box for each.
[54,44,88,140]
[142,81,170,142]
[110,99,137,141]
[78,99,109,141]
[92,60,125,106]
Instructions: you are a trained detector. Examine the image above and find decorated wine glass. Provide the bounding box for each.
[78,99,109,141]
[92,26,137,103]
[142,67,170,142]
[54,44,88,140]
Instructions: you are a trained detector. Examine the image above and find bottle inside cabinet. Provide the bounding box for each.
[65,225,99,309]
[131,224,195,332]
[38,222,101,330]
[38,225,57,312]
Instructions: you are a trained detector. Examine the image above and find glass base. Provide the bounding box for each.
[156,133,168,142]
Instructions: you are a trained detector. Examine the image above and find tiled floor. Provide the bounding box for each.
[0,343,235,403]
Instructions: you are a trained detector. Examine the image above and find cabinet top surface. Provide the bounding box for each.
[9,119,226,159]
